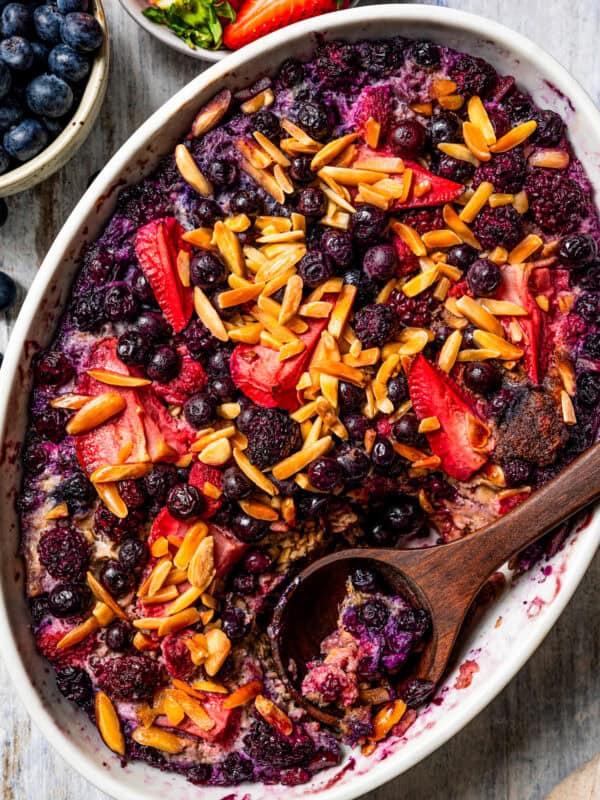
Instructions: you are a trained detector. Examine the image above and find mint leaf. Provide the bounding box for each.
[142,0,235,50]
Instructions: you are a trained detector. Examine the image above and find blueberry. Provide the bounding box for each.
[221,606,250,642]
[297,186,325,217]
[195,197,222,227]
[57,0,89,11]
[351,567,378,593]
[558,233,597,266]
[0,145,9,174]
[30,40,49,70]
[56,665,92,707]
[33,4,63,43]
[428,112,462,145]
[339,381,365,412]
[0,36,33,71]
[463,361,500,394]
[252,109,280,140]
[222,466,251,500]
[104,283,137,321]
[60,12,103,52]
[0,61,10,99]
[363,244,397,282]
[208,374,235,403]
[321,228,353,267]
[1,4,31,38]
[436,154,475,184]
[167,483,204,520]
[278,57,305,87]
[343,412,370,441]
[371,437,395,468]
[229,189,261,216]
[34,350,73,385]
[381,496,424,536]
[409,40,440,68]
[298,250,334,287]
[359,598,388,630]
[105,620,132,652]
[100,559,133,598]
[336,444,370,481]
[242,549,271,574]
[351,204,387,245]
[231,511,268,543]
[117,330,150,366]
[296,101,330,141]
[4,117,47,161]
[447,243,478,269]
[118,537,149,572]
[0,96,23,131]
[387,374,408,406]
[190,251,226,290]
[135,311,170,341]
[207,158,237,189]
[392,413,422,446]
[389,120,426,158]
[533,109,564,147]
[467,258,502,296]
[146,344,179,382]
[308,456,343,492]
[48,43,89,82]
[289,155,314,185]
[183,392,215,428]
[26,73,73,119]
[48,582,90,617]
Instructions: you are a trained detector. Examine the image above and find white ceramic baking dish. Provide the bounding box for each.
[0,6,598,800]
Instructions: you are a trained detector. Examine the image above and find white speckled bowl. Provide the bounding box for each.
[118,0,361,62]
[0,0,109,198]
[0,6,598,800]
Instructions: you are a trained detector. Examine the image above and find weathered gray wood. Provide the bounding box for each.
[0,0,598,797]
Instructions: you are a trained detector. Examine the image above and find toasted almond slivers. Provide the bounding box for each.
[45,502,69,520]
[132,726,185,754]
[319,165,385,186]
[528,148,570,169]
[343,347,380,368]
[199,437,232,466]
[90,462,152,484]
[173,524,209,571]
[218,283,265,309]
[298,301,332,319]
[157,608,201,637]
[239,157,285,205]
[233,447,278,496]
[463,121,491,161]
[488,246,509,265]
[456,348,501,361]
[229,322,264,344]
[205,628,232,676]
[557,358,576,396]
[225,213,252,233]
[371,700,407,742]
[480,299,528,316]
[438,329,463,373]
[56,616,99,650]
[390,220,426,257]
[96,691,125,755]
[311,133,358,171]
[194,287,229,342]
[507,234,544,265]
[354,156,405,173]
[191,425,236,451]
[490,120,537,153]
[175,144,212,196]
[473,329,524,359]
[240,88,274,114]
[87,571,128,620]
[213,220,245,276]
[255,694,293,736]
[393,328,431,356]
[170,690,215,731]
[402,267,439,298]
[66,393,126,435]
[95,482,128,519]
[272,436,333,481]
[239,499,278,521]
[279,339,306,361]
[459,181,494,223]
[433,276,451,302]
[312,359,365,387]
[467,95,496,145]
[455,296,504,337]
[253,130,290,167]
[327,284,356,339]
[561,389,577,425]
[192,89,231,137]
[355,183,390,210]
[438,94,464,111]
[513,190,529,214]
[437,142,480,166]
[187,535,215,593]
[410,101,433,116]
[143,586,179,605]
[432,77,458,98]
[278,274,303,324]
[86,369,151,388]
[421,229,462,249]
[364,117,381,148]
[223,680,262,709]
[442,204,481,249]
[536,294,550,312]
[320,183,356,214]
[418,416,441,434]
[92,600,115,627]
[51,393,92,410]
[437,262,463,282]
[508,319,524,343]
[489,193,514,208]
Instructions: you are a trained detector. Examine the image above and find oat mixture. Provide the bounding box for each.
[18,36,600,787]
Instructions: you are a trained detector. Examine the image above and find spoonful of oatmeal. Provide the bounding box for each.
[271,442,600,735]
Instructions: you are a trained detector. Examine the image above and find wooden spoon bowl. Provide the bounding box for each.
[271,444,600,727]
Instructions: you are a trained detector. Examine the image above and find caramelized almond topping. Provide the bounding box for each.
[131,727,186,754]
[255,694,293,736]
[490,120,537,153]
[96,691,125,755]
[191,89,232,137]
[175,144,213,196]
[223,680,263,709]
[272,436,333,481]
[66,393,127,435]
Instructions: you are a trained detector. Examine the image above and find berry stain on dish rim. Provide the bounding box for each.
[8,15,595,796]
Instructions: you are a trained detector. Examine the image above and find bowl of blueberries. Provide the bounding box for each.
[0,0,108,197]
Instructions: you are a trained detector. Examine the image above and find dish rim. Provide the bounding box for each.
[1,5,599,799]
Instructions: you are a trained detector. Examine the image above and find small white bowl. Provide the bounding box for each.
[0,0,109,198]
[0,6,599,800]
[119,0,361,62]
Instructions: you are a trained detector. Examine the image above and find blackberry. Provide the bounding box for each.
[295,102,330,141]
[38,525,90,581]
[117,479,146,510]
[451,54,497,97]
[388,288,434,327]
[315,40,358,85]
[34,351,73,386]
[231,572,257,594]
[533,110,564,147]
[472,205,523,250]
[350,204,387,244]
[398,678,435,708]
[359,598,388,630]
[184,319,217,359]
[487,108,510,139]
[29,594,50,624]
[96,655,161,701]
[243,719,315,768]
[242,549,272,574]
[60,471,95,512]
[245,407,300,469]
[218,752,254,785]
[143,463,178,501]
[583,333,600,359]
[472,148,526,194]
[48,582,91,617]
[397,608,431,638]
[167,484,204,520]
[342,268,377,308]
[408,40,440,68]
[397,206,444,235]
[435,154,475,184]
[56,665,93,707]
[252,109,281,140]
[298,251,334,287]
[575,293,598,322]
[354,303,397,347]
[94,503,143,542]
[186,764,213,786]
[502,458,532,487]
[525,169,586,235]
[577,372,600,407]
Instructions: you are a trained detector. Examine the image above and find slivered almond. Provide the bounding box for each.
[260,331,282,350]
[157,608,201,637]
[528,148,570,169]
[187,535,215,593]
[88,572,129,621]
[240,88,274,114]
[256,230,305,245]
[438,329,463,373]
[536,294,550,312]
[401,266,440,298]
[253,131,290,167]
[302,416,323,449]
[51,393,92,410]
[92,601,115,627]
[365,117,381,148]
[239,499,278,521]
[490,120,537,152]
[507,234,543,265]
[194,287,229,342]
[192,89,231,137]
[480,299,527,316]
[311,133,358,170]
[489,193,514,208]
[281,118,320,146]
[442,204,481,249]
[312,360,365,387]
[376,279,398,305]
[236,138,273,169]
[96,691,125,755]
[45,502,69,520]
[91,462,152,483]
[173,522,208,570]
[438,94,464,110]
[56,616,99,650]
[291,400,319,423]
[327,284,356,339]
[278,274,303,325]
[218,402,241,420]
[272,436,333,480]
[463,121,491,161]
[223,680,262,709]
[354,156,405,173]
[372,178,405,200]
[218,283,265,309]
[143,586,179,605]
[561,390,577,425]
[513,190,529,214]
[273,164,294,195]
[95,481,128,519]
[488,246,509,265]
[459,181,494,223]
[148,559,174,598]
[233,447,278,495]
[66,393,126,435]
[390,221,427,257]
[343,347,380,368]
[239,157,285,204]
[279,340,306,361]
[508,319,524,342]
[225,214,252,233]
[203,481,222,499]
[319,165,385,186]
[456,348,500,361]
[133,632,155,651]
[255,695,293,736]
[132,726,185,754]
[355,183,390,210]
[433,276,451,302]
[372,380,393,414]
[176,249,191,287]
[437,263,462,281]
[198,438,232,466]
[455,296,504,336]
[280,137,321,155]
[320,183,356,214]
[253,307,298,343]
[557,358,576,396]
[437,142,480,166]
[393,328,431,356]
[422,229,462,249]
[396,168,413,203]
[213,220,245,276]
[255,215,292,233]
[86,369,151,388]
[175,145,212,196]
[191,425,236,451]
[182,227,217,249]
[410,101,433,115]
[473,329,524,359]
[418,416,441,433]
[297,301,332,319]
[467,95,496,145]
[171,690,215,731]
[205,628,232,676]
[376,354,400,386]
[432,78,458,98]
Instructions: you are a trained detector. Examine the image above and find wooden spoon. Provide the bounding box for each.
[271,443,600,726]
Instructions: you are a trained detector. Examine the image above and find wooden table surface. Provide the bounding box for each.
[1,0,599,797]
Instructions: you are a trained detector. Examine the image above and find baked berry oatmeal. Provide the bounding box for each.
[19,35,600,786]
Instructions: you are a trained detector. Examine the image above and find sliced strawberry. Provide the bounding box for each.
[223,0,349,50]
[75,338,149,474]
[155,693,237,742]
[135,218,193,334]
[353,146,463,209]
[189,461,223,519]
[230,307,331,411]
[210,522,249,577]
[147,506,188,547]
[136,388,195,462]
[498,263,543,384]
[352,85,392,140]
[153,349,207,405]
[161,632,195,680]
[408,354,491,481]
[392,236,420,276]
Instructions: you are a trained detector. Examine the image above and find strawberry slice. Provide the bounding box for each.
[75,338,149,474]
[392,236,420,276]
[189,462,223,519]
[230,308,331,411]
[223,0,349,50]
[352,85,392,140]
[210,522,249,577]
[152,349,207,405]
[147,506,187,547]
[135,218,193,334]
[353,146,463,209]
[155,693,237,742]
[498,263,543,384]
[408,355,491,481]
[136,388,195,462]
